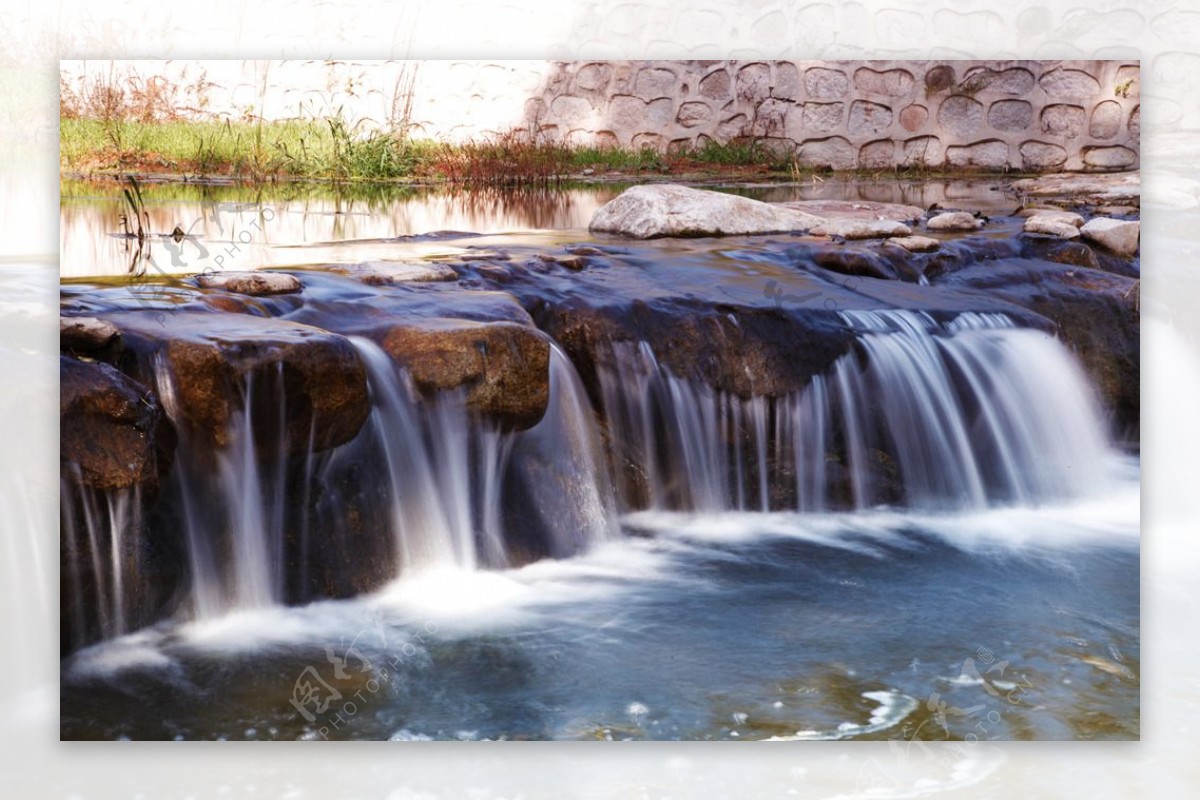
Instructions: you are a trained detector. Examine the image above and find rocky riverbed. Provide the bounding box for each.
[60,177,1139,656]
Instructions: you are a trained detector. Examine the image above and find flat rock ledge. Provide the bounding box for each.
[327,261,458,285]
[1010,171,1140,203]
[811,218,912,239]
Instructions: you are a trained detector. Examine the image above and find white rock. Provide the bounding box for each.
[1017,208,1084,227]
[926,212,982,232]
[195,271,301,295]
[1023,215,1081,239]
[1080,217,1140,257]
[589,184,821,239]
[811,218,912,239]
[885,235,941,252]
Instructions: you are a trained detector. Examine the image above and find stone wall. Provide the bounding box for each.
[62,59,1140,172]
[520,60,1140,172]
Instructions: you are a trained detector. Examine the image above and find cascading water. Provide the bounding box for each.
[349,337,508,572]
[60,475,143,644]
[60,307,1116,653]
[598,310,1114,514]
[154,359,290,618]
[507,343,620,555]
[348,337,618,573]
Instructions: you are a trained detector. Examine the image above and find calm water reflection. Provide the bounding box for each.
[59,177,1016,279]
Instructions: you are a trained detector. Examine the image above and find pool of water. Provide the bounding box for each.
[61,465,1138,741]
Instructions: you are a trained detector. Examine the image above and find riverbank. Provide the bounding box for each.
[61,117,1000,185]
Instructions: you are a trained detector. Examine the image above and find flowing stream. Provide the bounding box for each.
[60,308,1138,741]
[59,181,1139,742]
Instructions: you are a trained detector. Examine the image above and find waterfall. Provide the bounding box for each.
[597,311,1114,513]
[60,308,1115,652]
[60,475,143,644]
[155,360,289,618]
[349,337,618,574]
[508,343,620,555]
[350,337,503,572]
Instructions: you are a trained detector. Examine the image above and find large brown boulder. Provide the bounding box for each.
[103,311,370,454]
[380,319,550,430]
[284,285,552,430]
[60,355,175,490]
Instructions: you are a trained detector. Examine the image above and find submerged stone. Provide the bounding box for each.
[779,199,924,223]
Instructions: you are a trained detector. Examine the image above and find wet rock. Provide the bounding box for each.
[327,261,458,285]
[927,212,982,232]
[284,287,551,431]
[885,235,940,253]
[1018,237,1138,278]
[1080,217,1140,257]
[813,248,898,280]
[529,297,856,403]
[810,219,912,239]
[61,316,120,355]
[589,184,821,239]
[104,311,369,455]
[1023,216,1080,239]
[536,253,588,271]
[379,320,550,430]
[195,271,302,295]
[60,356,175,491]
